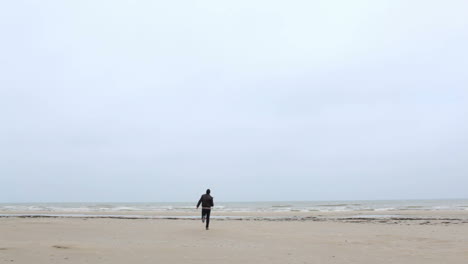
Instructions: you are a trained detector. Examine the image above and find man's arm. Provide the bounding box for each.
[210,197,214,207]
[196,196,202,208]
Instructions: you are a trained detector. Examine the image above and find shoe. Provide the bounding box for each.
[206,227,209,230]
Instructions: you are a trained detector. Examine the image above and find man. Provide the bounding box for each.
[196,189,214,230]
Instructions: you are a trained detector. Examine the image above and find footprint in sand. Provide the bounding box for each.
[52,245,70,249]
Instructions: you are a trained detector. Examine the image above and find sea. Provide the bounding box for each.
[1,199,467,214]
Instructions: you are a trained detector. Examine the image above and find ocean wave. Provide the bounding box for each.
[316,204,360,207]
[375,208,396,211]
[1,200,467,213]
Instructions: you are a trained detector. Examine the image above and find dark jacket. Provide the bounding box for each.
[197,194,214,208]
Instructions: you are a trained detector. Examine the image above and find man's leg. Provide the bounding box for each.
[201,209,206,223]
[205,209,211,230]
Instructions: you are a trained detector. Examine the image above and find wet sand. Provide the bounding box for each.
[0,211,467,264]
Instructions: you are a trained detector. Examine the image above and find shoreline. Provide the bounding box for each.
[1,210,467,225]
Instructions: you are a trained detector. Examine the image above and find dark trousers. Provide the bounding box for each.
[202,209,211,228]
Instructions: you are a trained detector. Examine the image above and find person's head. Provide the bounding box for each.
[206,189,211,194]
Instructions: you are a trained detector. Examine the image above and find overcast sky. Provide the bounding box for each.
[1,0,467,202]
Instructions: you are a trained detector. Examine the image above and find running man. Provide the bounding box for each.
[196,189,214,230]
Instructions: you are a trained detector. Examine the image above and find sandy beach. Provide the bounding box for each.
[1,211,467,264]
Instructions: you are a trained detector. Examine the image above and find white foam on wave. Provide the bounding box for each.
[112,207,144,211]
[2,200,468,213]
[375,208,396,211]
